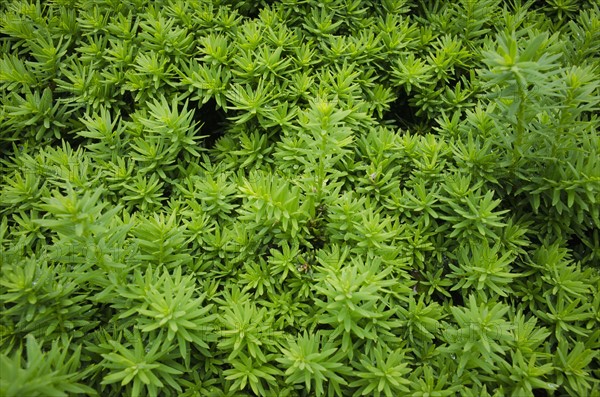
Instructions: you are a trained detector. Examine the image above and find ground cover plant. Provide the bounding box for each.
[0,0,599,395]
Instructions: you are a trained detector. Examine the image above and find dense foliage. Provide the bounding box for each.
[1,0,599,396]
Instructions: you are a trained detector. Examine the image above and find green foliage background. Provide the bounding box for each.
[1,0,599,396]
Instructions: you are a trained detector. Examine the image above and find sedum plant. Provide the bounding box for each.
[1,0,599,396]
[0,335,96,397]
